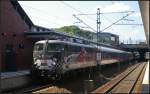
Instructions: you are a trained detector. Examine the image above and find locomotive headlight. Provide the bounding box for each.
[52,62,56,65]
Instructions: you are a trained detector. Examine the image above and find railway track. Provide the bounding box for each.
[22,80,72,93]
[92,62,147,93]
[5,61,139,93]
[23,84,52,93]
[32,86,71,93]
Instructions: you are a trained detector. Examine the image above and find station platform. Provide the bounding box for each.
[1,70,30,79]
[1,70,30,92]
[141,60,149,93]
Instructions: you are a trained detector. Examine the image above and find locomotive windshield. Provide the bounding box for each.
[46,43,62,52]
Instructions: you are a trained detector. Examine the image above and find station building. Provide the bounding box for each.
[0,0,34,72]
[93,32,119,46]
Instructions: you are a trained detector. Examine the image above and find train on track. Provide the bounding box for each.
[30,39,134,80]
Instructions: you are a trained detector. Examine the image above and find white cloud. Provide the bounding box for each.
[94,2,130,13]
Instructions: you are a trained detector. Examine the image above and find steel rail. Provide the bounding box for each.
[92,62,147,93]
[23,84,52,93]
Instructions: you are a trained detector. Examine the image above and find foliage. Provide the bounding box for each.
[55,25,94,40]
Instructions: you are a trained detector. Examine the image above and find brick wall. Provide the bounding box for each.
[0,0,34,72]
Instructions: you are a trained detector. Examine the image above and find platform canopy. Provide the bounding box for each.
[139,1,149,45]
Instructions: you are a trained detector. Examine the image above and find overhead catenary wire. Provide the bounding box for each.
[75,10,137,32]
[60,1,96,20]
[73,14,97,32]
[60,1,83,14]
[76,13,96,15]
[101,14,114,23]
[100,12,143,35]
[114,24,143,25]
[60,1,96,22]
[101,11,135,14]
[101,11,134,27]
[19,1,143,43]
[101,11,135,32]
[60,1,97,29]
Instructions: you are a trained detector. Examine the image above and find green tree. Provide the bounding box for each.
[55,25,94,40]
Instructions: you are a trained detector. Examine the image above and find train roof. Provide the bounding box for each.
[100,46,128,53]
[35,40,131,54]
[36,40,95,48]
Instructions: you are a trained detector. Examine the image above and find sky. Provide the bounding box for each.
[18,1,146,44]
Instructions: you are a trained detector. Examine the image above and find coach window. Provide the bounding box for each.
[89,48,93,53]
[67,45,73,53]
[76,46,81,52]
[73,46,79,53]
[64,44,68,51]
[86,48,91,53]
[71,45,74,52]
